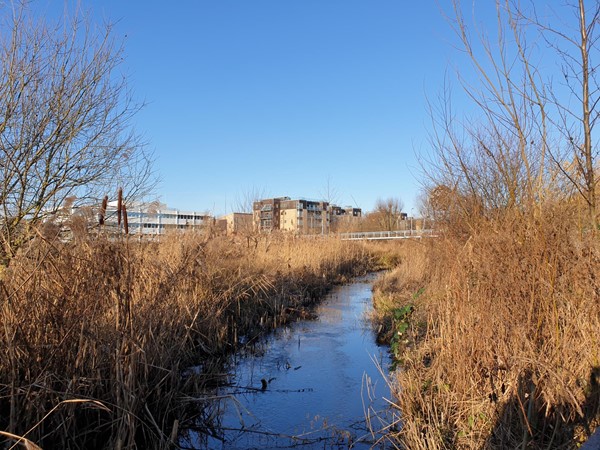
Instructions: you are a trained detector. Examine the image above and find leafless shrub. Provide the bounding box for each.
[0,3,154,264]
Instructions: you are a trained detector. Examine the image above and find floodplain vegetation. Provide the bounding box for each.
[0,231,387,449]
[373,204,600,449]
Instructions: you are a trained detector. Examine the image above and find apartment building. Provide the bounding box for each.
[329,205,362,232]
[279,198,330,234]
[253,197,287,232]
[253,197,362,234]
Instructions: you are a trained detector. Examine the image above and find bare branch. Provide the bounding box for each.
[0,3,155,261]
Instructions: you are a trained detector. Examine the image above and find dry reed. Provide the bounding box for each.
[376,206,600,449]
[0,231,379,449]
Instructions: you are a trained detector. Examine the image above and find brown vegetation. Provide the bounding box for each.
[375,206,600,449]
[372,2,600,447]
[0,232,378,449]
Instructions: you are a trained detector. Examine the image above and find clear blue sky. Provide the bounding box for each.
[79,1,460,215]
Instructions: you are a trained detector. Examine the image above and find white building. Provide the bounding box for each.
[103,201,211,235]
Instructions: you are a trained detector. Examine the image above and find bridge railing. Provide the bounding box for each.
[339,229,436,240]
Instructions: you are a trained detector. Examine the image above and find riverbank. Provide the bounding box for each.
[0,233,394,449]
[373,213,600,449]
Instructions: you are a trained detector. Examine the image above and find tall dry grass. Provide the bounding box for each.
[0,232,377,449]
[378,206,600,449]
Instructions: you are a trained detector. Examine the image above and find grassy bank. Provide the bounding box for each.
[0,232,380,449]
[374,210,600,449]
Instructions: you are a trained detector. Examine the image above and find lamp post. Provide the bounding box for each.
[410,208,414,235]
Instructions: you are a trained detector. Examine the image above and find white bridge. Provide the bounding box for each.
[339,230,436,241]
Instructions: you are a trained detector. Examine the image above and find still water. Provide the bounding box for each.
[186,274,397,449]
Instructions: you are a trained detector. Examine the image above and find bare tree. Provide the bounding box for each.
[425,1,549,228]
[233,186,268,248]
[319,176,340,206]
[526,0,600,229]
[371,197,404,231]
[234,185,267,214]
[426,0,600,229]
[0,3,154,262]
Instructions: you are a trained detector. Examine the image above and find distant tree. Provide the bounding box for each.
[371,197,404,231]
[319,176,340,206]
[234,185,268,214]
[234,186,268,248]
[319,177,341,234]
[0,3,153,263]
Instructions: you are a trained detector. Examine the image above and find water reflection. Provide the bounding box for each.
[182,275,397,449]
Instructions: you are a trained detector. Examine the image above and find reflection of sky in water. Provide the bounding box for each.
[195,276,396,449]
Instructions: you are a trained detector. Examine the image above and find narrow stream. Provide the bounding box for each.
[184,274,397,449]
